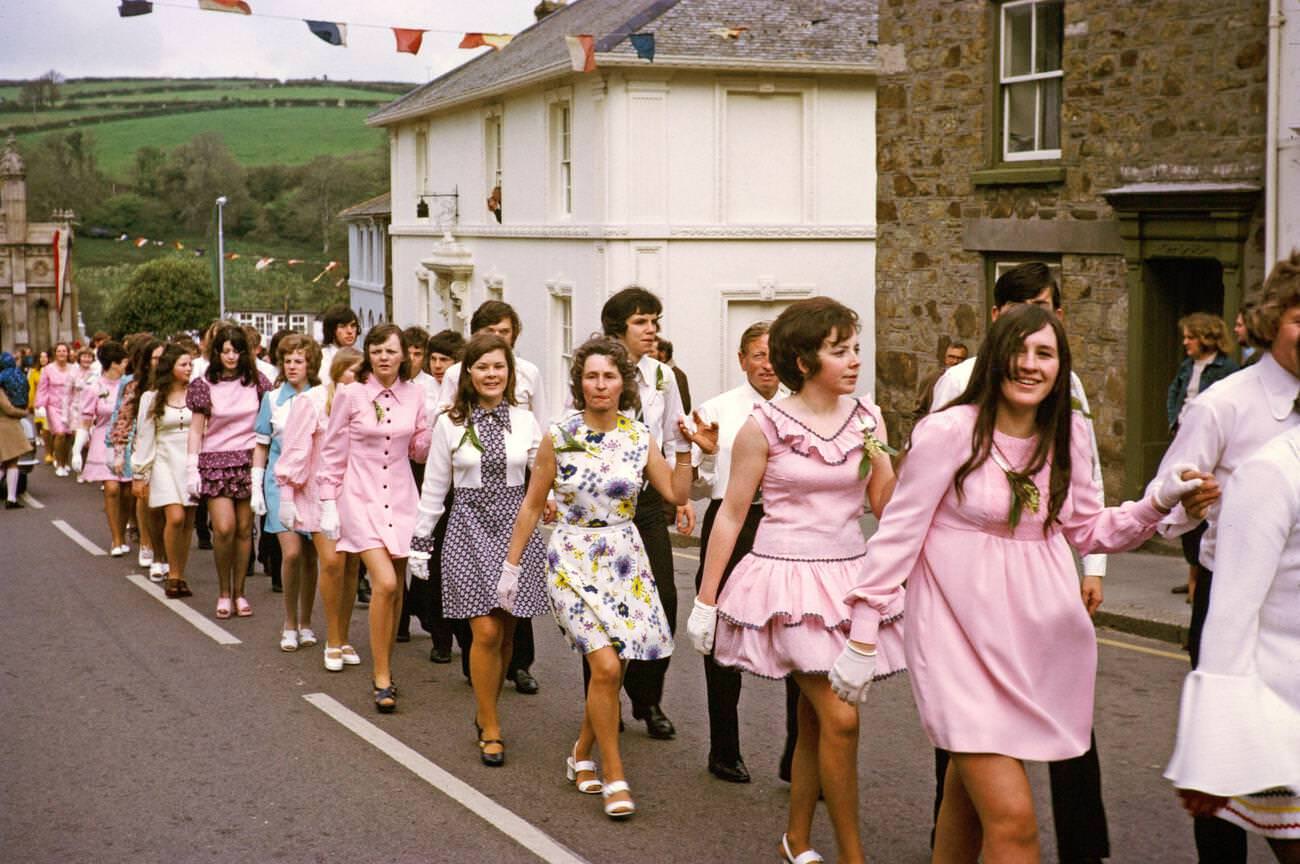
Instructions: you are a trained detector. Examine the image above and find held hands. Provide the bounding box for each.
[319,500,340,541]
[686,598,718,654]
[185,455,202,502]
[249,468,267,516]
[70,429,88,474]
[498,561,521,612]
[1177,788,1229,818]
[675,504,696,535]
[131,478,148,501]
[1153,462,1207,511]
[1182,474,1220,521]
[543,499,558,524]
[278,497,297,532]
[677,410,719,455]
[407,550,430,581]
[829,642,877,704]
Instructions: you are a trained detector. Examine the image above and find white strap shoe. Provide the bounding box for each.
[601,780,635,819]
[565,745,602,794]
[781,834,824,864]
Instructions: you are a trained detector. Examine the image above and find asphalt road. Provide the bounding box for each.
[0,466,1277,863]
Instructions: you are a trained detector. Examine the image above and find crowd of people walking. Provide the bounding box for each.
[4,254,1299,862]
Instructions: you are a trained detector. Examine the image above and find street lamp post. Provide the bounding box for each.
[216,195,228,319]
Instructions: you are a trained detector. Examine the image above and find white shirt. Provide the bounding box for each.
[1149,351,1300,570]
[931,354,1108,577]
[634,353,690,456]
[413,370,442,418]
[692,381,790,501]
[255,357,278,384]
[191,356,208,381]
[437,355,548,429]
[414,405,541,537]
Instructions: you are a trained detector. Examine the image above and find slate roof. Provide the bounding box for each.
[337,192,391,220]
[368,0,877,127]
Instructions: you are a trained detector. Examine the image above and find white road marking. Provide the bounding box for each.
[1098,636,1186,662]
[304,693,591,864]
[51,519,106,556]
[19,492,44,509]
[125,573,241,645]
[672,549,699,562]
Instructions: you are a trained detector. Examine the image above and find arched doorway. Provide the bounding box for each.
[29,300,51,355]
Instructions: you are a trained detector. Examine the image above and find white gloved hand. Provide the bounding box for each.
[70,428,88,474]
[249,467,267,516]
[278,494,297,531]
[497,561,520,612]
[687,598,718,654]
[319,499,340,541]
[185,454,202,502]
[34,406,47,422]
[829,642,878,704]
[408,550,430,581]
[1153,461,1205,510]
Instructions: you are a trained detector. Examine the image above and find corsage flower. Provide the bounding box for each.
[372,400,385,423]
[655,365,667,392]
[856,413,898,480]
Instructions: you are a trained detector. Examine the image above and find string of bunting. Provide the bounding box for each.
[115,233,343,283]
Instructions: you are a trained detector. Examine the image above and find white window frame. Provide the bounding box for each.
[1000,0,1063,162]
[484,107,504,198]
[546,280,575,410]
[545,89,574,218]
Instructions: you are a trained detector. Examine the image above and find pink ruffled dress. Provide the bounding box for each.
[79,376,127,483]
[713,396,905,680]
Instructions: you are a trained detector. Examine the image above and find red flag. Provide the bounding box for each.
[393,28,425,55]
[52,230,70,315]
[459,33,512,50]
[198,0,251,14]
[564,35,596,72]
[134,237,149,248]
[709,26,748,39]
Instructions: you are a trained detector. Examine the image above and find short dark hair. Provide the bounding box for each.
[569,338,640,412]
[448,334,516,424]
[403,326,431,353]
[97,340,128,369]
[601,286,662,338]
[427,329,466,361]
[267,329,294,365]
[470,300,522,341]
[769,297,860,392]
[355,323,411,383]
[994,262,1061,311]
[321,304,360,347]
[657,338,673,362]
[204,324,256,385]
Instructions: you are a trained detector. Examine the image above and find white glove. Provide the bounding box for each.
[829,642,877,704]
[185,454,202,502]
[497,561,520,612]
[1153,461,1205,510]
[687,598,718,654]
[249,467,267,516]
[278,494,297,531]
[70,428,88,474]
[34,406,47,422]
[319,499,340,541]
[408,550,430,581]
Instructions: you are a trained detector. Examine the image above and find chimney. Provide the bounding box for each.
[534,1,565,21]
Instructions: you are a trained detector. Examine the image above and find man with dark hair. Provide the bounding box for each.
[656,337,691,413]
[426,330,465,389]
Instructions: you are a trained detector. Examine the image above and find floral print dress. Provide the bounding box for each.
[545,413,674,660]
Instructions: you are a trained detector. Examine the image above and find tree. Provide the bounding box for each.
[19,131,110,220]
[18,70,62,110]
[158,132,252,235]
[108,257,217,337]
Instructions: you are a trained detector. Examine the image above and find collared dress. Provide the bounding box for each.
[254,381,309,535]
[272,384,330,534]
[186,373,273,499]
[130,390,193,508]
[545,412,673,660]
[318,375,430,557]
[79,376,128,483]
[415,403,547,619]
[35,362,74,436]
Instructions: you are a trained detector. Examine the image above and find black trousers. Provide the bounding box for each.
[933,733,1110,862]
[1187,563,1248,864]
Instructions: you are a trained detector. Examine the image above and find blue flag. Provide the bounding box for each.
[305,20,347,47]
[118,0,153,15]
[629,32,655,61]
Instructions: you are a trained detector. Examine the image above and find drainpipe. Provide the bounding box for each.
[1265,0,1282,266]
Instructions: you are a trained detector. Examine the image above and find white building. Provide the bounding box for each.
[368,0,881,414]
[338,192,391,333]
[1269,0,1300,263]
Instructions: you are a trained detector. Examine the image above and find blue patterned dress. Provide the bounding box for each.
[546,413,673,660]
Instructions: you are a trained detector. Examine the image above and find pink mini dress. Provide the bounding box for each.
[79,376,127,483]
[713,396,906,680]
[186,373,272,499]
[272,384,331,535]
[36,362,75,436]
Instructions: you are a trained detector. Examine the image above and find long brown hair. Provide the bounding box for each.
[150,343,191,424]
[325,347,362,416]
[447,333,516,425]
[950,305,1074,534]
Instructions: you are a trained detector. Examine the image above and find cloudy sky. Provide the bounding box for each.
[0,0,539,84]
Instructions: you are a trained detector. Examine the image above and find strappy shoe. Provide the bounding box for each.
[163,578,183,599]
[565,744,602,794]
[235,597,253,617]
[176,580,193,598]
[780,834,824,863]
[339,644,361,665]
[601,780,635,819]
[475,718,505,767]
[373,682,397,714]
[323,646,344,672]
[215,597,232,619]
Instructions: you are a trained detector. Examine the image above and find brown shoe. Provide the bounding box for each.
[164,578,183,598]
[176,580,193,598]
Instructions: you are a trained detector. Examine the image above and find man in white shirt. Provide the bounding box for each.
[1147,253,1300,863]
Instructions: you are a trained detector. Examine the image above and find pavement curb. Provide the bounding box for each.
[1095,610,1188,647]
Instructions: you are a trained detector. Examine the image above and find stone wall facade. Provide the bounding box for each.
[875,0,1268,498]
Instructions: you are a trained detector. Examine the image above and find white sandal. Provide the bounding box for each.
[601,780,635,819]
[565,745,602,794]
[297,628,318,647]
[323,646,344,672]
[780,834,824,864]
[279,629,299,652]
[339,644,361,665]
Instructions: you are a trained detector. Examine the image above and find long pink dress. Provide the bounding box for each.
[35,362,75,435]
[846,405,1164,760]
[273,384,329,534]
[318,376,430,556]
[713,397,906,679]
[79,376,126,483]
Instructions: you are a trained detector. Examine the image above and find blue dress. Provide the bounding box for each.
[255,382,309,535]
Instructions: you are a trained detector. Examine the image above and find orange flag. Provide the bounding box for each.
[709,26,747,39]
[394,28,425,54]
[459,33,512,50]
[198,0,252,14]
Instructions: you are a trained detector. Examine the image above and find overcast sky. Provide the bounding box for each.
[0,0,539,84]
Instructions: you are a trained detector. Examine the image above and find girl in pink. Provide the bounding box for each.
[35,342,75,476]
[71,341,131,555]
[276,347,364,672]
[689,298,902,864]
[186,324,272,619]
[318,324,430,712]
[66,347,96,474]
[838,305,1208,863]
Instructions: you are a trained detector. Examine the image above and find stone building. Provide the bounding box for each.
[0,134,78,354]
[874,0,1270,498]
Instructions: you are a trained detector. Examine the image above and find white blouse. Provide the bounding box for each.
[413,405,541,537]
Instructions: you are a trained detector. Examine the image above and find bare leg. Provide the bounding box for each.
[162,504,194,582]
[231,499,253,600]
[53,433,69,469]
[297,540,317,631]
[940,753,1039,864]
[359,548,401,689]
[314,533,345,648]
[1268,838,1300,864]
[785,689,822,856]
[791,673,865,864]
[580,647,629,809]
[208,497,237,597]
[102,480,127,548]
[469,612,516,758]
[279,531,303,631]
[136,495,154,558]
[932,758,982,864]
[148,502,167,565]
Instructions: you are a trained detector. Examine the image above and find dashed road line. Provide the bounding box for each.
[672,549,699,562]
[1098,636,1186,662]
[51,518,106,556]
[19,492,44,509]
[304,693,591,864]
[125,573,241,645]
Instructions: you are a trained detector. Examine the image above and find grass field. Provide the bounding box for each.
[66,85,392,104]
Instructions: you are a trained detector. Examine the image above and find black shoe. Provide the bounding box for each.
[5,500,22,509]
[356,581,371,607]
[631,704,675,739]
[707,755,751,784]
[1171,584,1189,594]
[475,718,505,767]
[778,746,794,783]
[395,632,410,643]
[429,645,452,663]
[511,668,540,695]
[270,577,283,593]
[197,538,213,550]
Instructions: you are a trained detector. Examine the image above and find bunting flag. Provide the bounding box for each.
[629,32,655,61]
[134,237,149,248]
[305,19,347,46]
[224,252,241,260]
[393,28,425,55]
[198,0,251,13]
[709,26,747,39]
[286,259,304,266]
[118,0,154,16]
[173,240,184,250]
[565,35,596,72]
[255,257,274,271]
[310,261,341,284]
[458,33,512,50]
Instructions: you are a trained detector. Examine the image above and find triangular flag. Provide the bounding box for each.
[225,252,240,260]
[255,257,274,271]
[118,1,153,16]
[629,32,655,61]
[325,261,339,272]
[709,26,747,39]
[305,20,347,47]
[117,233,129,242]
[173,240,184,250]
[564,35,596,72]
[198,0,251,13]
[286,259,304,266]
[134,237,149,248]
[459,33,512,50]
[393,28,425,55]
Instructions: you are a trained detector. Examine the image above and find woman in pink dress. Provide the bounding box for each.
[65,347,96,471]
[35,342,75,476]
[318,324,430,712]
[71,341,131,555]
[688,297,902,864]
[186,325,272,619]
[276,347,364,672]
[838,305,1209,863]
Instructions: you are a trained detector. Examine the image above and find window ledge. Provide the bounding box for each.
[971,165,1066,187]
